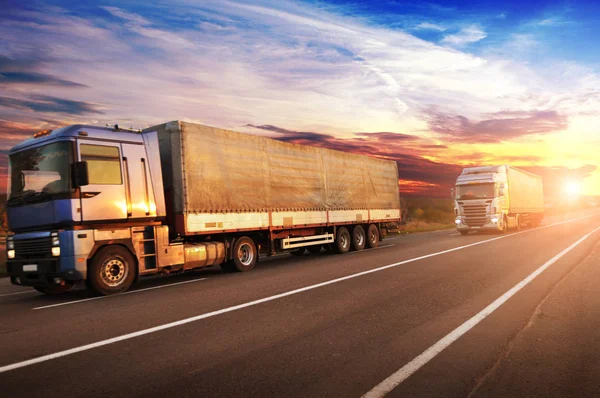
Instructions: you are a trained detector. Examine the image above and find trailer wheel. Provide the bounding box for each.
[87,246,136,295]
[34,283,75,295]
[232,236,257,272]
[366,224,380,248]
[352,225,366,251]
[515,214,522,231]
[333,227,351,254]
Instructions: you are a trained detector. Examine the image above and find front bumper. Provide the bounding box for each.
[456,217,503,232]
[7,258,83,287]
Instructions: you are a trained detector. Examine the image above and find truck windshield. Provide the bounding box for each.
[8,141,72,204]
[456,183,495,200]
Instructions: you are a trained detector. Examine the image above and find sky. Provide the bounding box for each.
[1,0,600,197]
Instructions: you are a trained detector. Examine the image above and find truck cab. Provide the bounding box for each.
[453,165,544,235]
[5,125,167,294]
[453,166,508,234]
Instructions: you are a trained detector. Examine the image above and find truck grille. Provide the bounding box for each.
[14,237,52,259]
[462,204,487,227]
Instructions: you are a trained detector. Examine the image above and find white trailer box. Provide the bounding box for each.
[506,167,544,213]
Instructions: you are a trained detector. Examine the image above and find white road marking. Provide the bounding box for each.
[0,290,37,298]
[449,233,461,237]
[362,224,600,398]
[0,212,598,374]
[33,278,208,310]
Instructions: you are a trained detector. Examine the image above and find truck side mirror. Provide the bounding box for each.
[450,188,456,198]
[499,183,505,196]
[73,161,89,187]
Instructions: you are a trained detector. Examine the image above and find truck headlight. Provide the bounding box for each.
[7,237,14,250]
[52,247,60,257]
[491,217,499,223]
[455,218,462,225]
[7,250,15,259]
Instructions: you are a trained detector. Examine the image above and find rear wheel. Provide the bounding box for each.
[232,236,257,272]
[459,231,469,236]
[515,214,522,231]
[333,227,351,254]
[366,224,380,248]
[88,246,136,295]
[34,282,75,295]
[352,225,366,251]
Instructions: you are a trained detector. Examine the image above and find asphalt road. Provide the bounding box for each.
[2,209,600,397]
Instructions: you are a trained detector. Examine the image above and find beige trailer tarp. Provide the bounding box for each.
[148,121,400,214]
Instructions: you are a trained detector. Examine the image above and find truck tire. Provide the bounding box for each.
[87,246,136,295]
[515,214,521,231]
[501,216,508,234]
[459,231,469,236]
[352,225,366,251]
[232,236,257,272]
[34,282,75,295]
[366,224,380,248]
[333,227,351,254]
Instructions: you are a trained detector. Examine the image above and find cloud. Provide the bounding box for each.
[414,22,446,31]
[0,95,104,115]
[0,72,87,87]
[102,6,196,50]
[0,55,87,88]
[441,25,487,46]
[426,109,568,143]
[0,120,37,149]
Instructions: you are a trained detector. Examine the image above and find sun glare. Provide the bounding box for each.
[564,181,582,196]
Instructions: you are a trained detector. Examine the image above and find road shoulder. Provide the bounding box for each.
[472,238,600,397]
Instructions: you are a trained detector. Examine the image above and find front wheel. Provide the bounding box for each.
[34,282,75,295]
[459,231,469,236]
[501,216,508,234]
[232,236,257,272]
[88,246,136,295]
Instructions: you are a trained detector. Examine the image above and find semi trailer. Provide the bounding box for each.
[453,165,544,235]
[5,121,401,295]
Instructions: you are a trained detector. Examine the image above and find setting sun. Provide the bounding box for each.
[565,181,583,196]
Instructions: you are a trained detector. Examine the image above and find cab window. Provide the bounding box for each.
[81,144,122,185]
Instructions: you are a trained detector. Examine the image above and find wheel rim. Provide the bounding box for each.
[370,229,377,243]
[101,257,128,287]
[340,233,349,249]
[356,230,365,246]
[237,243,254,266]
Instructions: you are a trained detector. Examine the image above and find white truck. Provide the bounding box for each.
[5,121,401,295]
[453,165,544,235]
